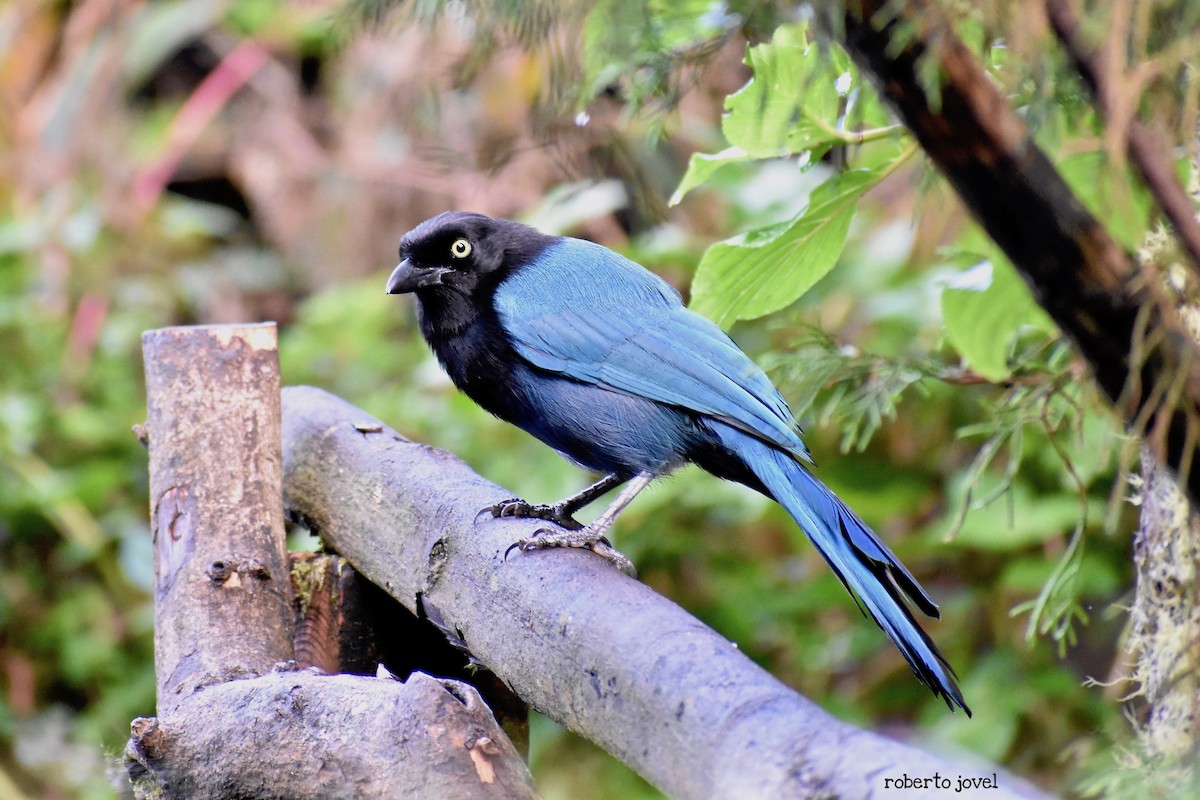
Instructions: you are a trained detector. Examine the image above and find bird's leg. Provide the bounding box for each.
[489,473,627,530]
[506,471,655,577]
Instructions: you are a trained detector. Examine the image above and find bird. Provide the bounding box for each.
[386,210,969,713]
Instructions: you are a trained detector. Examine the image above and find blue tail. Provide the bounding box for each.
[714,425,969,714]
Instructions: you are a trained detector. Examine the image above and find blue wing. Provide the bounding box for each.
[493,237,812,463]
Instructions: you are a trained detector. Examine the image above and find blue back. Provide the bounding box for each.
[493,238,811,463]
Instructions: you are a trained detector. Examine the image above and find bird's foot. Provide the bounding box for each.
[488,497,584,530]
[504,526,637,578]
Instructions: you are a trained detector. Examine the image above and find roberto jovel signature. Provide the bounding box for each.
[882,772,1000,792]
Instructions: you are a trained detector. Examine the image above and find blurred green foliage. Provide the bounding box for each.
[2,0,1193,798]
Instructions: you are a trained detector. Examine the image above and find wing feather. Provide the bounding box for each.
[495,238,811,462]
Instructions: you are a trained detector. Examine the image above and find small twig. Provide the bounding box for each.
[935,367,1048,387]
[808,113,905,145]
[1046,0,1200,278]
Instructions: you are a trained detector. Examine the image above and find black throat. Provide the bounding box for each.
[410,264,523,422]
[416,287,481,339]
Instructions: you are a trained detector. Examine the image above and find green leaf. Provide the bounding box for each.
[670,147,751,206]
[721,23,854,159]
[941,256,1057,381]
[671,22,900,205]
[721,23,810,157]
[1011,528,1089,653]
[690,167,884,328]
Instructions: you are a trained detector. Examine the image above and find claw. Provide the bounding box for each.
[485,497,583,530]
[502,526,637,578]
[589,540,637,578]
[502,527,547,561]
[489,494,635,575]
[488,497,525,519]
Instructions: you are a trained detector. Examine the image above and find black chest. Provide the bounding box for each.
[417,293,525,421]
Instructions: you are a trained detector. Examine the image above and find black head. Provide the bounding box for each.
[386,212,554,300]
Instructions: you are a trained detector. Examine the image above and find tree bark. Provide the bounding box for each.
[835,0,1200,510]
[280,384,1051,800]
[125,668,537,799]
[130,325,534,799]
[1132,453,1200,765]
[1118,136,1200,787]
[142,323,295,714]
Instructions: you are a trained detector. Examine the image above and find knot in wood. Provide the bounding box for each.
[206,557,272,586]
[130,716,160,744]
[243,557,272,581]
[467,733,499,756]
[207,560,235,583]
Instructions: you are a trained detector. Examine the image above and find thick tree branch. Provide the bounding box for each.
[835,0,1200,509]
[280,385,1050,800]
[125,668,536,798]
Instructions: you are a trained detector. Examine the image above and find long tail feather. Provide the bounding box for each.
[715,425,970,714]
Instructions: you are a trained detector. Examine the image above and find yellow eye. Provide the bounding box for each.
[449,238,472,259]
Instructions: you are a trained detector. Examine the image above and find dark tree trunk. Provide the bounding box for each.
[835,0,1200,510]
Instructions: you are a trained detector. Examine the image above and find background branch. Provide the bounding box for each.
[836,0,1200,508]
[1046,0,1200,278]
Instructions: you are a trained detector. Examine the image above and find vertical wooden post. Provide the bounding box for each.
[142,323,294,715]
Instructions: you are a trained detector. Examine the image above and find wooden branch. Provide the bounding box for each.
[125,667,538,799]
[836,0,1200,508]
[1046,0,1200,277]
[131,325,534,798]
[280,385,1051,800]
[142,323,295,714]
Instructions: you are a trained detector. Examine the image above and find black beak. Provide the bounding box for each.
[386,259,449,294]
